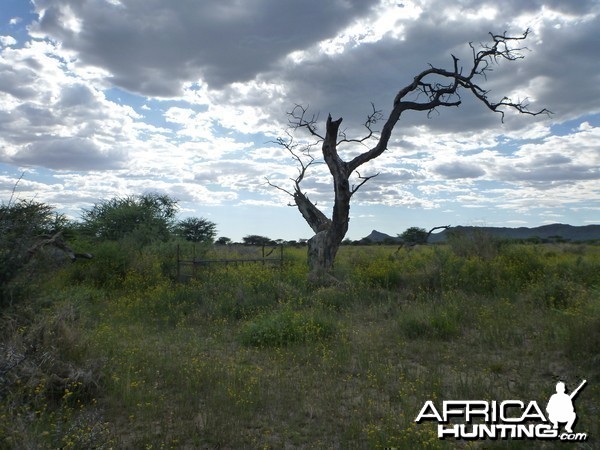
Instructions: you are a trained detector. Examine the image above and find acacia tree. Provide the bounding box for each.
[176,217,217,243]
[81,193,178,242]
[399,227,429,246]
[269,31,549,277]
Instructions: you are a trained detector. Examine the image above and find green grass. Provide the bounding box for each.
[1,242,599,448]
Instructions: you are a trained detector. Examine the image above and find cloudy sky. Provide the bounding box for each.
[1,0,599,241]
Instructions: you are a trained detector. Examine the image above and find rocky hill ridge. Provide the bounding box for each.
[364,223,600,243]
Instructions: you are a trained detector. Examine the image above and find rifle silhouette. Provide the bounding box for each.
[569,380,587,400]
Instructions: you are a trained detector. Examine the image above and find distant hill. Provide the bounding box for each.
[364,230,401,243]
[362,224,600,244]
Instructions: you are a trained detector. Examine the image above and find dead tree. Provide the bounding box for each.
[425,225,451,243]
[27,232,93,262]
[395,225,451,253]
[268,30,550,278]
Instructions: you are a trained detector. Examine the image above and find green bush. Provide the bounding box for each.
[447,228,503,259]
[495,244,545,291]
[564,313,600,367]
[0,296,109,448]
[64,239,181,289]
[312,285,360,310]
[239,308,336,347]
[79,193,177,243]
[526,276,583,309]
[69,241,132,288]
[397,300,464,340]
[353,257,404,289]
[0,200,68,306]
[187,265,287,320]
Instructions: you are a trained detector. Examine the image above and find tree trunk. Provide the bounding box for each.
[306,222,348,271]
[302,115,352,278]
[307,231,335,273]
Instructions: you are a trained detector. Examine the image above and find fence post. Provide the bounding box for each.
[176,244,180,281]
[192,244,197,279]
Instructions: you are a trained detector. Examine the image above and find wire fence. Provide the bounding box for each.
[176,244,284,281]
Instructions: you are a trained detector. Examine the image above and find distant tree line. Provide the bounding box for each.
[5,188,587,307]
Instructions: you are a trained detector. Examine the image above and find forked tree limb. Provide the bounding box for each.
[347,30,551,173]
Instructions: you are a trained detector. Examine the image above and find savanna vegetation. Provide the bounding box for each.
[1,195,599,449]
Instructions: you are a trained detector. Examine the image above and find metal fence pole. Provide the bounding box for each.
[176,244,181,281]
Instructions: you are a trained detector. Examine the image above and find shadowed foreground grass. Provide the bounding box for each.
[1,243,599,448]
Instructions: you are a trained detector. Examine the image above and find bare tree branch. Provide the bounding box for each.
[288,104,325,140]
[351,171,379,196]
[265,177,295,198]
[267,130,322,197]
[7,172,25,208]
[266,130,331,234]
[337,103,383,146]
[426,225,451,241]
[348,29,551,172]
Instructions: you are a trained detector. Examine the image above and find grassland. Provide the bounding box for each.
[1,240,599,449]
